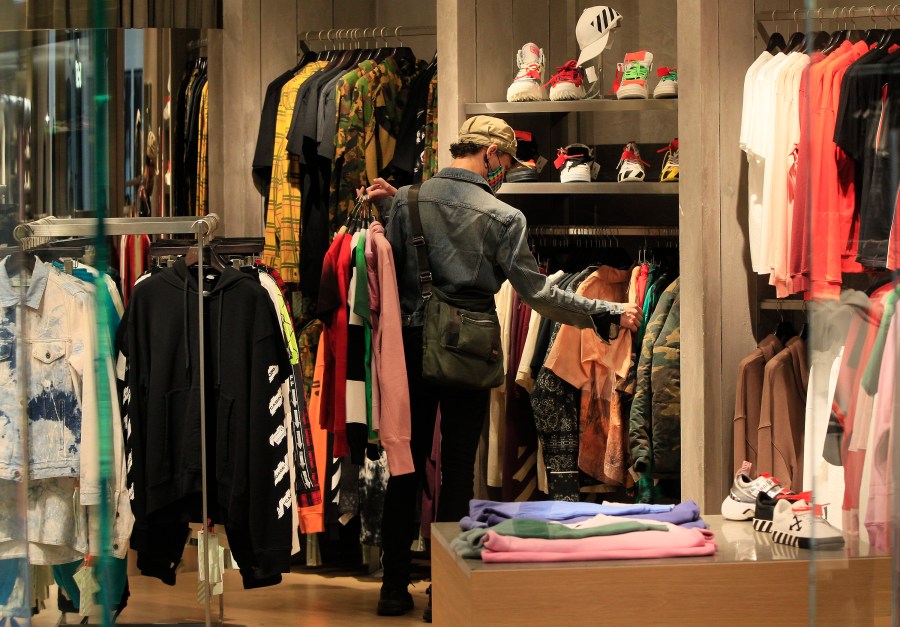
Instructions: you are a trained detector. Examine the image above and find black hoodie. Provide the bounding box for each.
[121,259,293,580]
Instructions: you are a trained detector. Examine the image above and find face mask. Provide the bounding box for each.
[485,153,506,195]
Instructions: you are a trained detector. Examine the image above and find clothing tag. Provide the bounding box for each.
[535,155,548,174]
[585,65,599,84]
[197,529,224,603]
[73,566,99,616]
[590,162,601,180]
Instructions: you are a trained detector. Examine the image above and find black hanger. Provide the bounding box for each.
[766,32,786,54]
[5,250,36,277]
[878,29,900,50]
[772,304,797,345]
[785,31,807,53]
[813,31,833,51]
[183,242,228,272]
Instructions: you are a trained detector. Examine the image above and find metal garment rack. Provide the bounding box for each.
[759,298,808,311]
[297,24,436,52]
[527,225,679,238]
[756,4,900,42]
[14,215,222,627]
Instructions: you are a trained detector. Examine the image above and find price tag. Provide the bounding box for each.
[590,162,602,180]
[73,565,99,617]
[585,65,599,84]
[535,156,548,174]
[197,529,225,603]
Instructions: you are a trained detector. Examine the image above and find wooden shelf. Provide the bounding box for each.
[497,182,679,195]
[464,99,678,114]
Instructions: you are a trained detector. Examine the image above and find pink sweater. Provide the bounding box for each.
[481,525,717,563]
[367,222,414,476]
[866,314,897,552]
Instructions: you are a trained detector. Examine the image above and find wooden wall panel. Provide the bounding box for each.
[474,0,513,103]
[437,0,476,168]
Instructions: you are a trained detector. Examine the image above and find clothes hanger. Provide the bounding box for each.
[5,249,36,277]
[823,8,849,53]
[813,8,833,51]
[766,10,787,53]
[847,6,866,43]
[785,10,807,53]
[772,301,797,344]
[183,241,228,272]
[878,5,900,48]
[863,6,885,45]
[388,26,416,65]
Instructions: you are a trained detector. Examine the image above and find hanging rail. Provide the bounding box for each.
[187,38,209,52]
[298,25,436,51]
[759,298,807,311]
[528,225,678,238]
[13,214,220,240]
[756,4,900,41]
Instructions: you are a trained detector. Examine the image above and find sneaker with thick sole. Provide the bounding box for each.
[721,461,783,521]
[617,141,650,183]
[653,66,678,98]
[506,129,541,182]
[752,490,805,532]
[771,498,845,549]
[555,143,594,182]
[377,582,414,616]
[545,60,586,101]
[615,51,654,99]
[506,43,547,102]
[658,138,679,182]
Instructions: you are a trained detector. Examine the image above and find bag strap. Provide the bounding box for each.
[407,184,433,300]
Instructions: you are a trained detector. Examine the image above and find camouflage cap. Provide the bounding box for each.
[457,115,518,159]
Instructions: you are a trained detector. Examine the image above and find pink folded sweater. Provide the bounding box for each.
[481,526,717,563]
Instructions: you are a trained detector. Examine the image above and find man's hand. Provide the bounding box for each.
[619,303,642,332]
[365,177,398,201]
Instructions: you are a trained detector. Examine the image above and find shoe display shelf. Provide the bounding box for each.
[497,182,678,195]
[464,99,678,114]
[430,517,892,625]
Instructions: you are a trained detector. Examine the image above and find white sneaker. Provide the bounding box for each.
[617,141,650,183]
[653,66,678,98]
[506,43,547,102]
[720,461,783,521]
[555,143,594,183]
[545,60,586,101]
[771,498,845,549]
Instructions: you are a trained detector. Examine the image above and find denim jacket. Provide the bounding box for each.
[0,258,100,492]
[385,168,626,329]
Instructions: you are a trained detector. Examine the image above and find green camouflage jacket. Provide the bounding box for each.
[629,278,680,483]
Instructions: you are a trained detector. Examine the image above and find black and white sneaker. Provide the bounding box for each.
[555,143,595,183]
[752,490,804,532]
[771,498,845,550]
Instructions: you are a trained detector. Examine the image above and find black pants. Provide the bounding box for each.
[380,326,489,586]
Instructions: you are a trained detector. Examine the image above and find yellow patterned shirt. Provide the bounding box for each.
[263,61,328,284]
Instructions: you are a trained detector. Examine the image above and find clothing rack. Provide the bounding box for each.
[759,298,807,311]
[298,24,436,51]
[187,38,208,53]
[756,4,900,41]
[13,214,222,627]
[527,225,679,238]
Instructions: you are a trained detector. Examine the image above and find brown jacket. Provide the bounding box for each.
[732,334,783,475]
[757,337,809,490]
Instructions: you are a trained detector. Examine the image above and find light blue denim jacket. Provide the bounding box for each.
[385,168,626,328]
[0,257,98,492]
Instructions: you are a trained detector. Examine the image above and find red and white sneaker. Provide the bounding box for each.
[615,50,654,100]
[506,43,547,102]
[544,60,586,101]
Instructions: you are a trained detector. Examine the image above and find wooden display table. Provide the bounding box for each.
[431,516,893,625]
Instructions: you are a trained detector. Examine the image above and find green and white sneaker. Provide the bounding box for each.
[615,50,654,100]
[653,66,678,98]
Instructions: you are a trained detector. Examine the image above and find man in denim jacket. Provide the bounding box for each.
[368,116,641,620]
